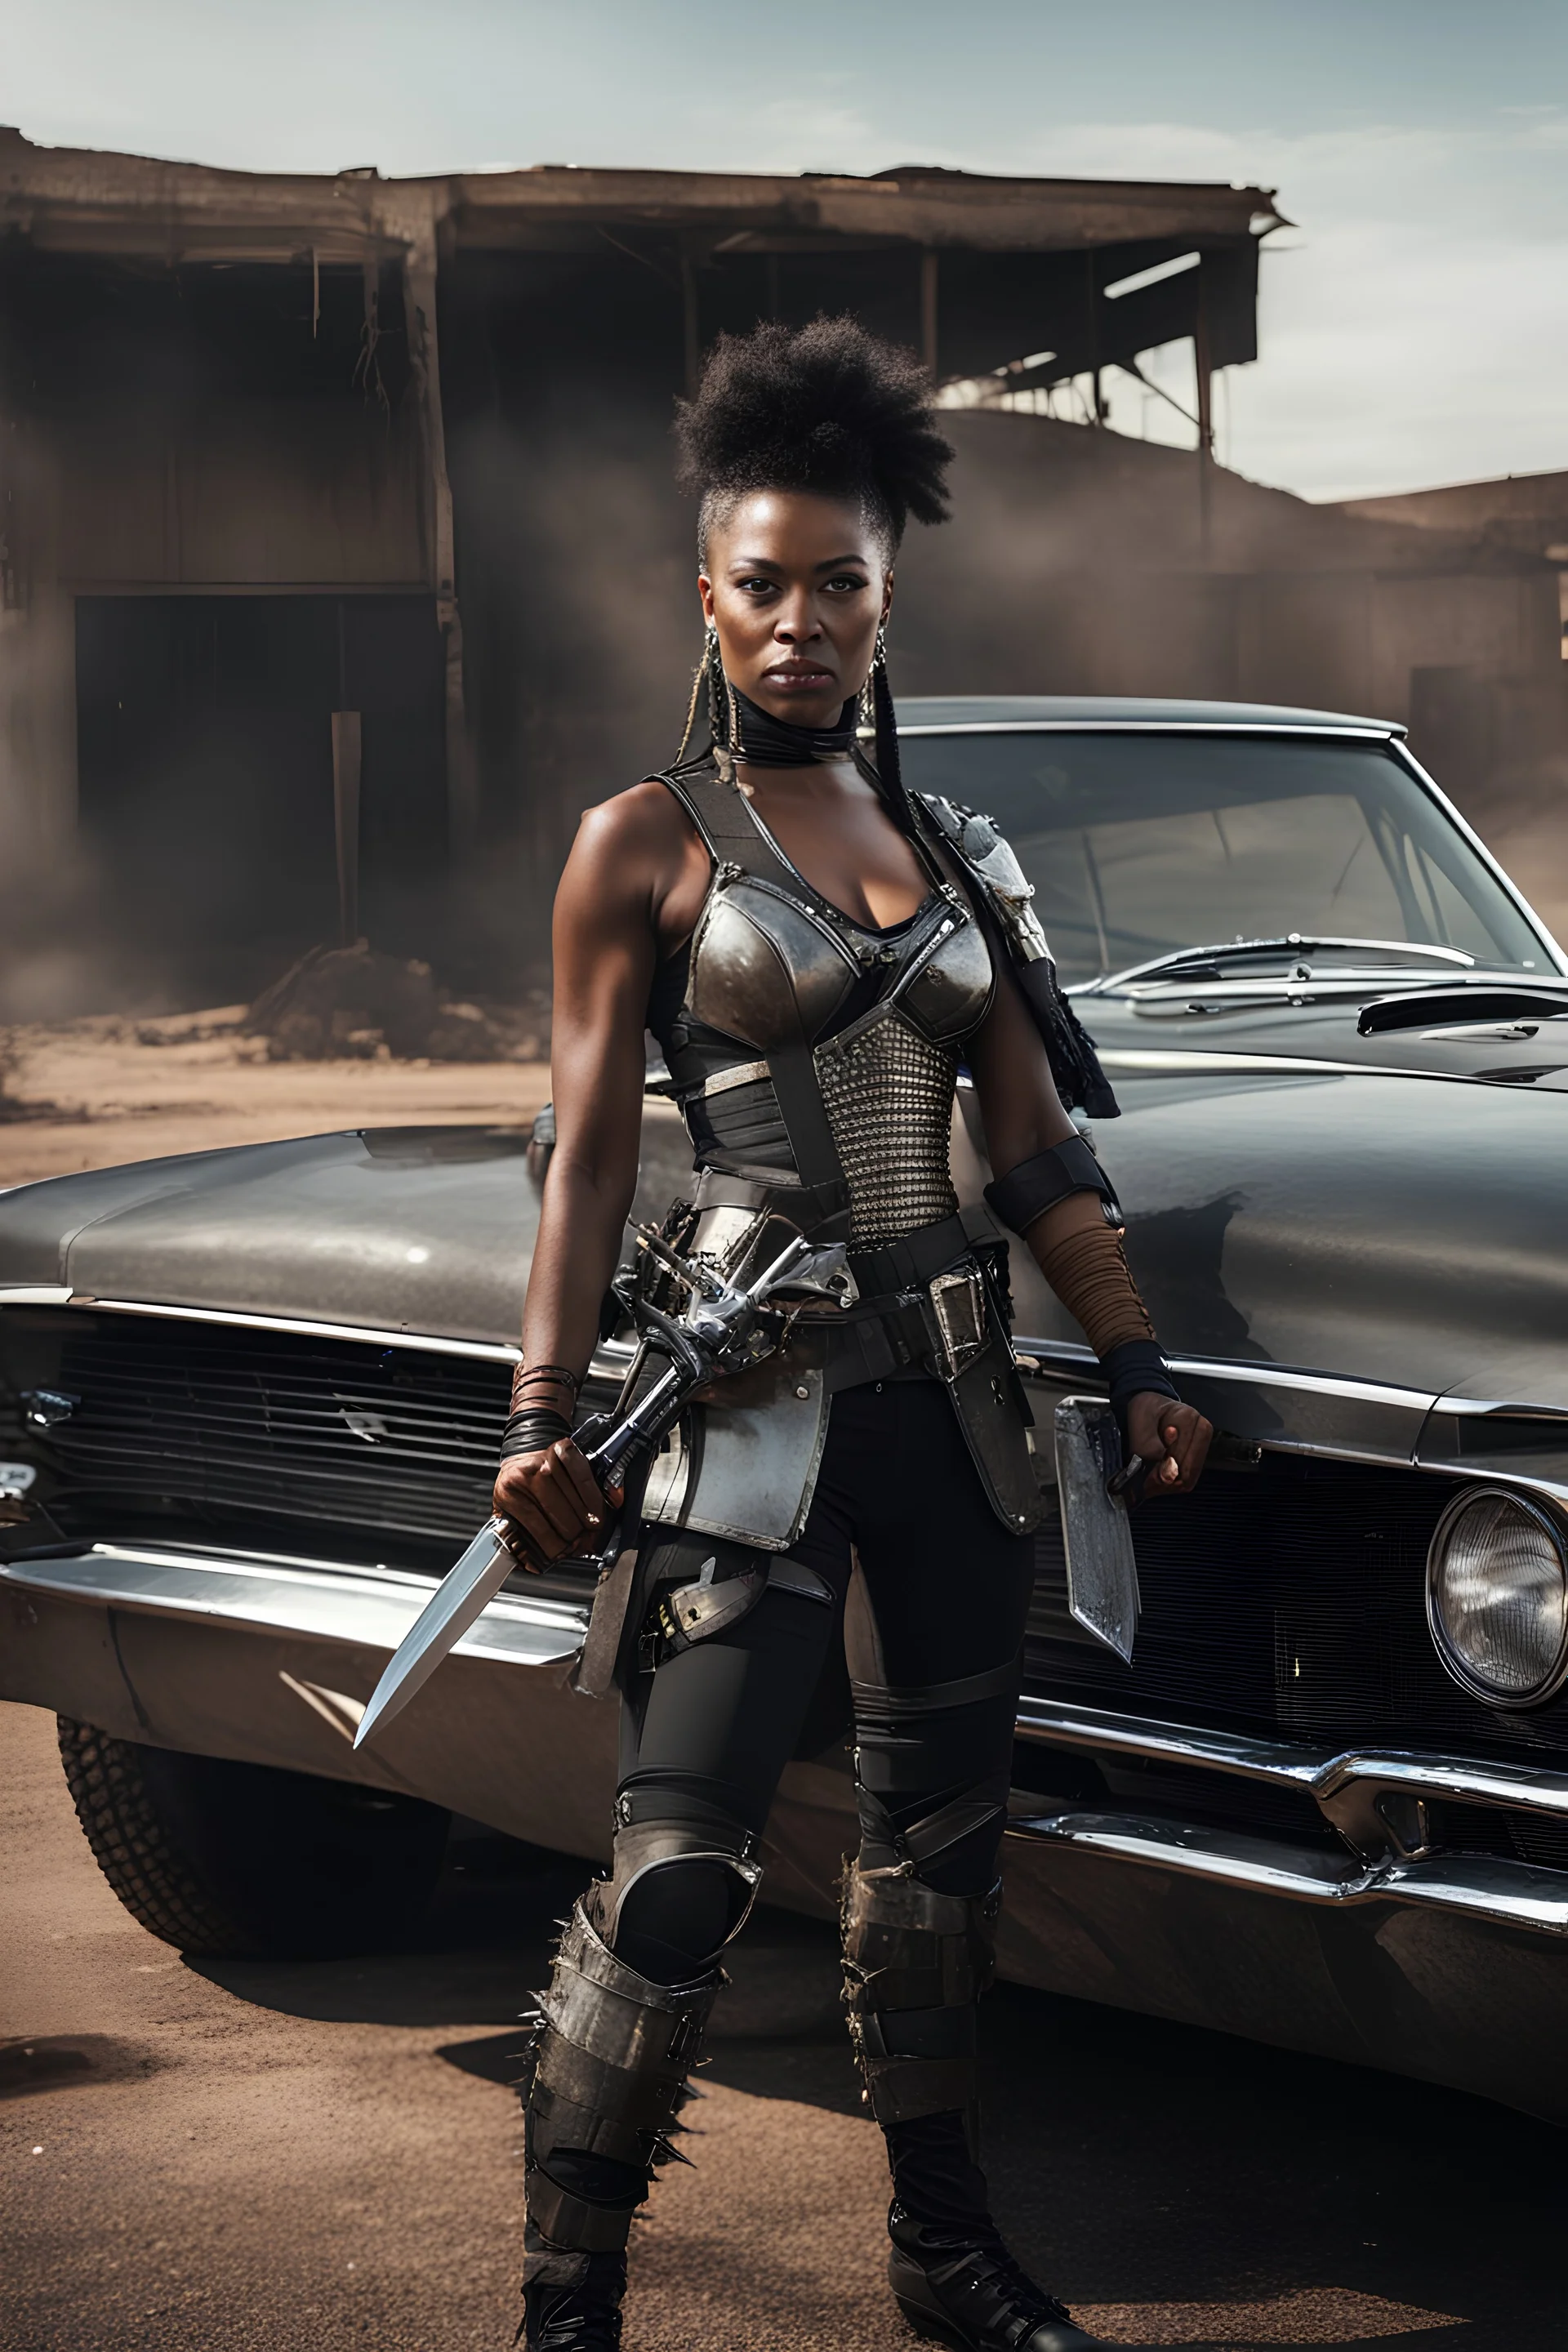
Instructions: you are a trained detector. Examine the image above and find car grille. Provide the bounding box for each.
[8,1309,1568,1788]
[0,1307,526,1566]
[1027,1446,1568,1767]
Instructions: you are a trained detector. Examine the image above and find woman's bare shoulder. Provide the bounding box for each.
[573,777,700,866]
[558,779,707,949]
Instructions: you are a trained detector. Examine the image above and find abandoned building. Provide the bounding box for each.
[1,128,1563,1009]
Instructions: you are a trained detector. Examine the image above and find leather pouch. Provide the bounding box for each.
[919,1273,1045,1535]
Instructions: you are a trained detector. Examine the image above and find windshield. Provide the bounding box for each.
[895,731,1548,987]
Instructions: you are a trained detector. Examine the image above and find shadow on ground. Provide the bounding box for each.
[190,1830,1564,2349]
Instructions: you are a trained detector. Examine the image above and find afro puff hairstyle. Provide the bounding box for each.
[674,315,953,563]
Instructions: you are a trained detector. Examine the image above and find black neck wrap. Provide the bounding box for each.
[731,685,857,767]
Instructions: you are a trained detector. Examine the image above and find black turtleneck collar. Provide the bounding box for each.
[730,684,858,768]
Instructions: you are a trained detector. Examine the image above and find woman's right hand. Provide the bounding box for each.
[492,1441,623,1570]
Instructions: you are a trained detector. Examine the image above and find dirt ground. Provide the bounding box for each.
[0,1009,553,1189]
[6,1695,1567,2351]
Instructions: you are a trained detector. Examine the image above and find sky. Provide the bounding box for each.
[5,0,1566,501]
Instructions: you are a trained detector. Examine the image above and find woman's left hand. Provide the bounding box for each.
[1126,1393,1212,1498]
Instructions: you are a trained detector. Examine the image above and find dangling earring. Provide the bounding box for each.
[707,626,742,782]
[868,617,911,823]
[674,628,710,766]
[675,621,730,769]
[858,621,889,731]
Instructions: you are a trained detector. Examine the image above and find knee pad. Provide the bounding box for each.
[594,1815,762,1983]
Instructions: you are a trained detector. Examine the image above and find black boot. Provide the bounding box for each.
[519,2238,626,2350]
[887,2200,1101,2350]
[841,1867,1102,2352]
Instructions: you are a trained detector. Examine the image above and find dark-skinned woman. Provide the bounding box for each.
[500,318,1212,2352]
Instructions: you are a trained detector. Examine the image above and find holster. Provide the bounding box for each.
[918,1263,1045,1535]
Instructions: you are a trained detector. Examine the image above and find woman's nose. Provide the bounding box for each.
[775,602,821,643]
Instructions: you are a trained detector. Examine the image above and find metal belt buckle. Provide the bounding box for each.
[929,1265,988,1381]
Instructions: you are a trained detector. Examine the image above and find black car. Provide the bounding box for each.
[5,696,1568,2119]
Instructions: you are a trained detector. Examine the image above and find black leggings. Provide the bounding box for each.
[613,1376,1036,1977]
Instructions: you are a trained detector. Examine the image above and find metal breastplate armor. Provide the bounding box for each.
[630,758,1047,1578]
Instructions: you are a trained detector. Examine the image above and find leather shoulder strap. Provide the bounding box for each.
[650,760,799,895]
[650,760,853,1230]
[911,793,1120,1120]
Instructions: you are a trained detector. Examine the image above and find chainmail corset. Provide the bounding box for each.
[815,1009,960,1245]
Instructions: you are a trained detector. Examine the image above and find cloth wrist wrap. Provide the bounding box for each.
[1034,1215,1155,1360]
[500,1405,573,1463]
[1100,1337,1179,1426]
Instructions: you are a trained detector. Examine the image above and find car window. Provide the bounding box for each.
[896,732,1547,984]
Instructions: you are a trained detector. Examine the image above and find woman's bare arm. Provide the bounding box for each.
[493,783,702,1560]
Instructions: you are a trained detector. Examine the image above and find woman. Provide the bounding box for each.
[497,318,1211,2352]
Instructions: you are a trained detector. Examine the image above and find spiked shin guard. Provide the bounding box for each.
[841,1865,1001,2151]
[525,1900,719,2255]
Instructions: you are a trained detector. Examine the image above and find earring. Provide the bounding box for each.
[860,622,889,728]
[675,622,728,767]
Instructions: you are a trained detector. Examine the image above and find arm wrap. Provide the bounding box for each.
[984,1134,1121,1236]
[1031,1214,1152,1358]
[1029,1215,1179,1423]
[499,1405,574,1463]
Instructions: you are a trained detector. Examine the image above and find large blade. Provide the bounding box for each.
[1053,1400,1141,1664]
[354,1515,514,1750]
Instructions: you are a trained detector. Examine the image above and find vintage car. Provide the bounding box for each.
[6,695,1568,2122]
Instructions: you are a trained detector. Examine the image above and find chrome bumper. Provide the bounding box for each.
[1014,1695,1568,1936]
[0,1538,587,1671]
[5,1541,1567,1943]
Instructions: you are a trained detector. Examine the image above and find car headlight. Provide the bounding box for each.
[1427,1486,1568,1708]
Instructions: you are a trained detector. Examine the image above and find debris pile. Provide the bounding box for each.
[0,1030,55,1124]
[244,944,550,1063]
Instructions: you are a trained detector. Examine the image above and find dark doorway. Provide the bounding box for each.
[76,595,447,1004]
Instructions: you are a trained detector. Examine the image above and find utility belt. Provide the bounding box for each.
[840,1221,1043,1539]
[574,1202,1045,1701]
[829,1211,1001,1391]
[638,1198,1045,1557]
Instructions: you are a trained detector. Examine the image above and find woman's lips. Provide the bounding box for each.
[763,666,836,690]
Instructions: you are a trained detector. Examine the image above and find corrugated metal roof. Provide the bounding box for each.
[0,129,1280,263]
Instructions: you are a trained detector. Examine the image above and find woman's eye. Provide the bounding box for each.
[826,574,869,594]
[737,576,777,595]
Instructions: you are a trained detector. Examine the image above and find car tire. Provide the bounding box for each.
[56,1717,452,1959]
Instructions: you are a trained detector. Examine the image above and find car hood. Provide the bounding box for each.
[1077,982,1568,1091]
[5,1073,1567,1416]
[0,1128,540,1348]
[1006,1056,1568,1414]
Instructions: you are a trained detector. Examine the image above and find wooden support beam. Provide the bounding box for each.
[1194,280,1215,564]
[396,194,477,867]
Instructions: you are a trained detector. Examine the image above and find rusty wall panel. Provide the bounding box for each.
[55,400,427,588]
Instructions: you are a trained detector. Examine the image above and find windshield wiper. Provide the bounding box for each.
[1087,935,1478,992]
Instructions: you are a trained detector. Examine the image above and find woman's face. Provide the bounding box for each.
[699,489,893,732]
